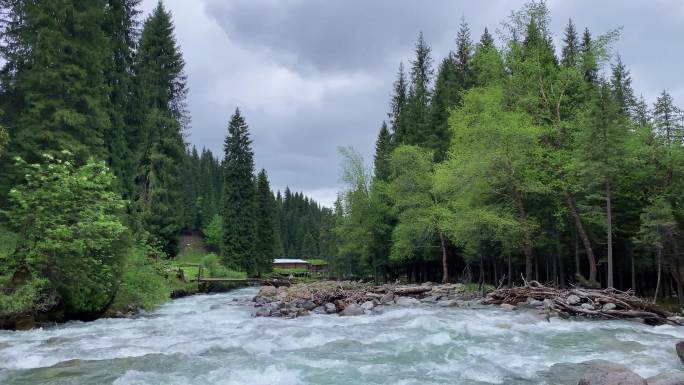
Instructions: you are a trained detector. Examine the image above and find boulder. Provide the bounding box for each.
[258,286,277,298]
[312,306,327,314]
[677,340,684,365]
[566,360,646,385]
[334,299,347,311]
[300,300,318,311]
[14,316,35,330]
[543,298,555,309]
[340,303,364,316]
[360,301,374,311]
[420,296,439,303]
[500,303,516,311]
[380,293,395,304]
[581,303,594,310]
[395,297,420,307]
[525,298,543,307]
[437,300,459,307]
[567,294,581,305]
[255,307,271,317]
[602,303,617,311]
[646,372,684,385]
[324,302,337,314]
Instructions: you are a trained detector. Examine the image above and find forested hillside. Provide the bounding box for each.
[0,0,329,326]
[332,3,684,305]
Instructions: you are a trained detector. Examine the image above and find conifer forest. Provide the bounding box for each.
[1,2,684,384]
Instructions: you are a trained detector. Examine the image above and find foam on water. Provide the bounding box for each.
[1,286,683,384]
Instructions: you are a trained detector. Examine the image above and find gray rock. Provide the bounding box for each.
[421,296,439,303]
[581,303,594,310]
[602,302,617,311]
[500,303,516,311]
[437,300,459,307]
[254,307,271,317]
[312,306,326,314]
[646,372,684,385]
[549,359,646,385]
[324,302,337,314]
[677,340,684,365]
[567,294,581,305]
[360,301,374,311]
[394,297,420,307]
[543,298,555,309]
[296,308,310,317]
[380,293,395,304]
[258,286,277,298]
[525,298,543,307]
[340,303,364,316]
[300,300,317,311]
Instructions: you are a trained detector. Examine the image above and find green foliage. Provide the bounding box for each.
[109,246,168,312]
[201,253,246,279]
[255,170,277,274]
[221,108,257,273]
[131,3,188,256]
[204,214,223,251]
[6,153,128,315]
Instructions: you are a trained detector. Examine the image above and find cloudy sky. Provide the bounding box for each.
[140,0,684,207]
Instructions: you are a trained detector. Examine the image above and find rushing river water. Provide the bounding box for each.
[1,287,683,385]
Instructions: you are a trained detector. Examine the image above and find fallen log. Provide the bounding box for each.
[483,282,680,326]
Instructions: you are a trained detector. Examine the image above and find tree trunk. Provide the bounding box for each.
[654,247,661,304]
[606,179,614,288]
[565,192,597,283]
[507,254,512,288]
[574,226,580,275]
[439,232,448,284]
[493,261,498,287]
[631,248,636,293]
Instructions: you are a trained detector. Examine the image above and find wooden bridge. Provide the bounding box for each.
[193,265,291,287]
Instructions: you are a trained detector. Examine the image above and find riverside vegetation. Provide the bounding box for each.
[0,0,682,345]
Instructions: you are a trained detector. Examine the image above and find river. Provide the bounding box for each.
[1,287,683,384]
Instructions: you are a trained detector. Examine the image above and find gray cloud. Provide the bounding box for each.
[143,0,684,206]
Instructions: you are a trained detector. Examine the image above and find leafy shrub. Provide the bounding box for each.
[6,153,129,315]
[109,247,169,313]
[201,253,245,279]
[203,214,223,251]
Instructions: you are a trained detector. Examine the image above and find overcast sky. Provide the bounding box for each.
[140,0,684,207]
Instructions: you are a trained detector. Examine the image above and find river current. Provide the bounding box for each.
[1,287,683,384]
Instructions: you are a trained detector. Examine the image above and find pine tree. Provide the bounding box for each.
[0,0,112,200]
[254,169,277,274]
[580,28,598,84]
[472,28,504,86]
[221,108,257,273]
[402,32,433,147]
[388,62,408,142]
[561,19,579,68]
[103,0,141,196]
[429,56,458,161]
[610,56,636,116]
[132,2,188,256]
[653,91,683,145]
[373,122,393,180]
[454,17,475,91]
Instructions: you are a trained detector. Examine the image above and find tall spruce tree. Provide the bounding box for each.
[373,122,393,181]
[132,2,188,255]
[0,0,112,202]
[580,28,598,84]
[221,108,257,273]
[255,169,277,274]
[610,56,636,116]
[389,62,408,142]
[561,19,579,68]
[402,32,433,147]
[103,0,141,196]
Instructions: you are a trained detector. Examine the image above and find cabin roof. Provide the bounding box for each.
[273,258,309,264]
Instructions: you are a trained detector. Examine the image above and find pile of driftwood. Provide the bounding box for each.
[482,280,679,326]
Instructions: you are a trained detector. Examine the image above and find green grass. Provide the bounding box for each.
[306,259,328,266]
[274,267,309,275]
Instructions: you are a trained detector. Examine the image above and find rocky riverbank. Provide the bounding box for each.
[252,281,479,318]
